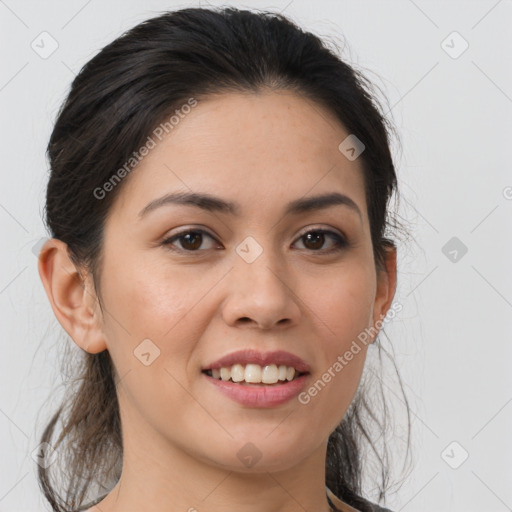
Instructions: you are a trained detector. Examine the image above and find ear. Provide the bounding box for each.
[37,238,107,354]
[369,243,397,343]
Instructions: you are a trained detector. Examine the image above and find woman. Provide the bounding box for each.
[37,6,409,512]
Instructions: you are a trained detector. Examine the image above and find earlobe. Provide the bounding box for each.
[370,244,398,343]
[37,238,107,354]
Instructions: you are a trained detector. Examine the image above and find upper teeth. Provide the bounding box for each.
[210,364,297,384]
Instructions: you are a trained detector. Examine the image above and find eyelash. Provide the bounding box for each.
[161,227,349,255]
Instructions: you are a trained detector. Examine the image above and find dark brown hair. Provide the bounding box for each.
[38,6,411,511]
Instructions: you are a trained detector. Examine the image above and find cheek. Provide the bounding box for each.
[97,263,207,431]
[97,256,201,376]
[306,261,376,348]
[295,263,375,423]
[102,253,201,335]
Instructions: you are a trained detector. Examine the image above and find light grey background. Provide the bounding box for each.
[1,0,511,511]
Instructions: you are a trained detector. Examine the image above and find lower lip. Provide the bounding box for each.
[203,373,309,408]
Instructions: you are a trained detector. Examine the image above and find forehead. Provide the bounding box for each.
[109,90,368,221]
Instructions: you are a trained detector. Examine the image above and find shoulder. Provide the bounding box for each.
[349,498,395,512]
[327,487,394,512]
[367,504,394,512]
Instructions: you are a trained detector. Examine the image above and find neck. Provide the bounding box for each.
[92,408,335,512]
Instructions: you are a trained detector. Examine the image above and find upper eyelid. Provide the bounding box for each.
[163,225,346,247]
[295,225,346,239]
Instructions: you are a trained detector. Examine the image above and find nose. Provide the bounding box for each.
[221,249,301,330]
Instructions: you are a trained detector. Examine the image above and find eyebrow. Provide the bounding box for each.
[138,191,362,220]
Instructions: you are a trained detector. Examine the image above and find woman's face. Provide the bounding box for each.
[83,91,395,472]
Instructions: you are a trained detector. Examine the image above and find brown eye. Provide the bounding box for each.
[302,231,325,250]
[294,229,348,253]
[162,229,219,252]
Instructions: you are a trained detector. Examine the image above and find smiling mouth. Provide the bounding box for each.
[202,363,308,385]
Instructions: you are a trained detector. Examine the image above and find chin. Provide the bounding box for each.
[199,435,315,474]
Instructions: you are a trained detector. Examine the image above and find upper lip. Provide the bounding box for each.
[203,349,311,374]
